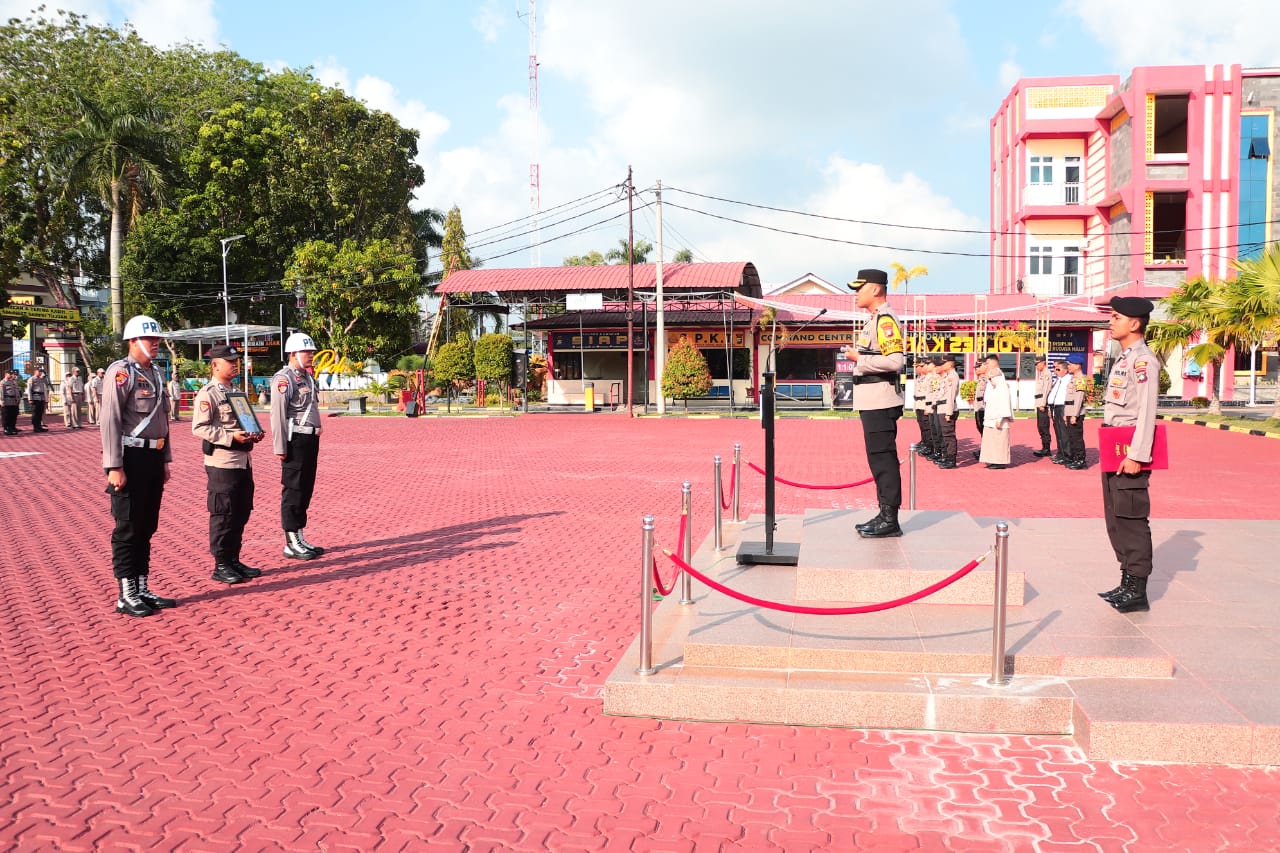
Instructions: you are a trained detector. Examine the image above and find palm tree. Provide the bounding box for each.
[1229,244,1280,417]
[891,262,929,295]
[605,238,653,265]
[55,95,173,334]
[1147,275,1240,415]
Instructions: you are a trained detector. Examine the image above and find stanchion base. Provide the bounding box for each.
[736,541,800,566]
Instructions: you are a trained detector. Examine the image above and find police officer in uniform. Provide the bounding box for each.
[934,355,960,468]
[841,269,906,538]
[923,356,944,463]
[100,315,177,617]
[192,343,265,584]
[1064,355,1089,469]
[61,366,84,429]
[912,358,934,460]
[272,332,325,559]
[87,367,104,424]
[1,370,21,434]
[1097,296,1160,613]
[1032,356,1054,457]
[1048,360,1071,464]
[26,367,52,432]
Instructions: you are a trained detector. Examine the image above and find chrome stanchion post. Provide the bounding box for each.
[680,481,694,604]
[637,515,656,675]
[713,455,724,551]
[909,442,919,511]
[731,442,742,523]
[989,520,1010,686]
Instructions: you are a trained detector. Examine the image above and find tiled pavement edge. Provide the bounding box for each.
[2,414,1279,851]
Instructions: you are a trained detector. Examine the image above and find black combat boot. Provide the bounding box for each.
[116,577,156,617]
[1109,575,1150,613]
[296,530,325,556]
[855,508,886,534]
[1098,572,1130,603]
[137,574,177,609]
[211,562,246,584]
[1033,446,1052,457]
[858,506,903,538]
[232,560,262,579]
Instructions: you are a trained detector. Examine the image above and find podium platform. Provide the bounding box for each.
[604,511,1280,766]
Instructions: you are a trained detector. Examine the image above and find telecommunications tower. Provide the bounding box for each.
[523,0,541,265]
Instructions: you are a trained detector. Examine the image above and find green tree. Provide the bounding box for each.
[605,238,653,265]
[284,238,424,365]
[563,250,606,266]
[434,333,475,398]
[53,94,174,333]
[672,248,694,263]
[661,337,713,411]
[474,333,514,384]
[1147,276,1236,415]
[1228,245,1280,418]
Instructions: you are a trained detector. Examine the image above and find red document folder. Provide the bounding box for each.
[1097,424,1169,472]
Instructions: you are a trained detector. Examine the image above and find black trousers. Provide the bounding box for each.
[31,400,47,430]
[929,412,943,457]
[1,404,17,433]
[109,447,166,580]
[1036,406,1052,449]
[974,409,985,435]
[860,406,902,509]
[207,466,255,562]
[1052,405,1069,458]
[915,407,932,450]
[1067,417,1086,463]
[1102,470,1153,578]
[280,433,320,531]
[932,412,957,462]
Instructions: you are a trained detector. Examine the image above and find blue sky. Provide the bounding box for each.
[4,0,1275,292]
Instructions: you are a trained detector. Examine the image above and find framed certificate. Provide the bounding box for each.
[226,391,264,435]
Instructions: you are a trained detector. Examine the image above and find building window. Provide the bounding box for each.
[1153,95,1189,157]
[1240,115,1271,260]
[1029,155,1053,184]
[1151,192,1187,262]
[1028,246,1053,275]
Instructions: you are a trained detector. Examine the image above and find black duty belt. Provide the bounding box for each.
[852,373,898,385]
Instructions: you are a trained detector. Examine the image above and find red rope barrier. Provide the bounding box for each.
[663,549,991,615]
[720,461,737,511]
[650,513,688,597]
[745,461,874,491]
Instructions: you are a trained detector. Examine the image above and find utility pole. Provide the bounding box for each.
[655,180,666,414]
[626,165,635,417]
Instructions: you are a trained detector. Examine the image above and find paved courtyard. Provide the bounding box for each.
[2,412,1279,851]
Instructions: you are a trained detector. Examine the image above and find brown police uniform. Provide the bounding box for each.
[100,357,171,581]
[192,359,260,579]
[1033,364,1053,455]
[61,371,84,428]
[934,366,960,467]
[26,372,52,432]
[851,299,905,514]
[1064,367,1088,468]
[912,365,933,455]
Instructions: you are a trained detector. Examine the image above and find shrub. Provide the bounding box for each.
[1191,396,1210,409]
[959,380,977,404]
[434,334,475,388]
[661,338,712,410]
[474,334,514,384]
[1158,368,1171,395]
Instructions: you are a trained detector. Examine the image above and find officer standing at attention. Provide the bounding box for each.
[1097,296,1160,613]
[1032,356,1054,457]
[841,269,906,538]
[168,373,183,421]
[100,315,177,617]
[61,366,85,429]
[272,332,325,559]
[934,355,960,468]
[1048,360,1071,464]
[192,343,264,584]
[2,369,22,434]
[1064,355,1089,469]
[26,367,52,432]
[87,367,104,425]
[924,356,944,463]
[912,358,934,460]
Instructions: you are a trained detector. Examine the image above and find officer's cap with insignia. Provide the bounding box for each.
[207,343,242,361]
[849,268,889,290]
[1106,296,1154,318]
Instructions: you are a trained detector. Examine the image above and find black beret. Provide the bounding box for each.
[207,343,242,360]
[1108,296,1154,318]
[850,268,889,288]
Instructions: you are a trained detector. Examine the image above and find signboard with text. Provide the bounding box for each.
[665,330,747,348]
[550,331,646,350]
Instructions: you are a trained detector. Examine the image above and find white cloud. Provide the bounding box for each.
[471,1,506,44]
[1061,0,1279,66]
[120,0,219,47]
[999,58,1023,90]
[0,1,109,25]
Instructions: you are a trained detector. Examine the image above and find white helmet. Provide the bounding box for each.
[122,315,164,340]
[285,332,317,353]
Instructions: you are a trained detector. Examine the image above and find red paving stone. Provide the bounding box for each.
[2,412,1280,851]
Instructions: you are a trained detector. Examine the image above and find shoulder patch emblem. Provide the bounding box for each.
[277,379,289,395]
[114,371,127,386]
[877,316,904,355]
[199,400,210,412]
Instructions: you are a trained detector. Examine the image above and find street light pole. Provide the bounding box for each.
[220,234,246,343]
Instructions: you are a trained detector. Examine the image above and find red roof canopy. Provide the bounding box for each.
[435,262,761,297]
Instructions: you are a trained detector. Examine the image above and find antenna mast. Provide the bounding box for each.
[526,0,541,265]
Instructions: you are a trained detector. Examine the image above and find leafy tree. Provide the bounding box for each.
[563,251,606,266]
[284,238,424,365]
[474,333,513,384]
[661,337,713,411]
[672,248,694,263]
[605,238,653,265]
[439,205,474,278]
[1228,244,1280,418]
[434,332,475,395]
[891,262,929,295]
[1147,276,1234,414]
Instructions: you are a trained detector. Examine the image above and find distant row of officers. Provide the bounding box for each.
[1,365,101,434]
[101,315,327,618]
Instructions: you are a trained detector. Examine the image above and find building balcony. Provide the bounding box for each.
[1023,182,1083,206]
[1020,273,1080,296]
